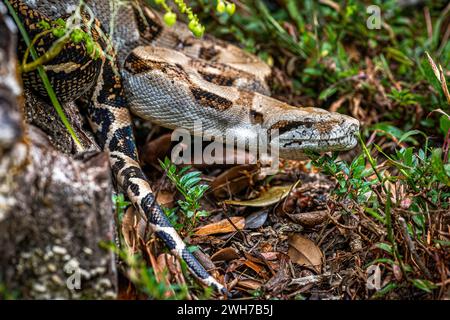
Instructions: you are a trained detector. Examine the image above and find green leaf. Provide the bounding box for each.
[433,240,450,246]
[55,18,66,27]
[365,208,386,224]
[412,214,425,229]
[370,123,407,141]
[386,47,413,66]
[52,27,66,38]
[180,171,202,187]
[373,283,398,298]
[178,165,191,176]
[439,115,450,136]
[431,148,450,186]
[375,242,393,255]
[410,279,437,293]
[420,56,442,94]
[364,258,395,268]
[319,86,337,101]
[37,20,51,30]
[399,130,427,145]
[187,245,199,253]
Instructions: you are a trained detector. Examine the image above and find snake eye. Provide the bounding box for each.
[250,109,264,125]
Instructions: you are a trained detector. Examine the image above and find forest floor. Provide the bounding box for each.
[114,0,449,300]
[2,0,449,300]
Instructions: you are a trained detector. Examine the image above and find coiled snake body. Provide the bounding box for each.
[10,0,359,295]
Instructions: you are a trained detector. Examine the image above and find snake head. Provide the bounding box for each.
[262,103,360,160]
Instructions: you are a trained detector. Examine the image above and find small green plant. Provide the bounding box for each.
[113,193,130,222]
[160,157,209,229]
[152,0,235,37]
[311,152,377,203]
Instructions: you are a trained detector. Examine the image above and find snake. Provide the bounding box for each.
[8,0,359,295]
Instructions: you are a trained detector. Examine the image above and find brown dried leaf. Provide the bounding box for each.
[439,64,450,104]
[156,190,175,207]
[148,252,175,299]
[224,185,294,207]
[194,217,245,236]
[260,252,280,261]
[142,133,172,165]
[425,51,441,81]
[193,250,216,271]
[287,210,328,228]
[121,207,138,251]
[329,95,348,113]
[263,254,290,292]
[245,209,269,229]
[319,0,341,12]
[243,260,265,275]
[211,247,240,262]
[288,234,323,273]
[237,279,263,290]
[157,253,182,276]
[211,164,258,199]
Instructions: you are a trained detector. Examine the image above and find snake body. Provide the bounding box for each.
[10,0,359,295]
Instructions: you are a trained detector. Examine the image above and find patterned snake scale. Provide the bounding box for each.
[9,0,359,295]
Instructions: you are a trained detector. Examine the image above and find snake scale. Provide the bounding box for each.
[8,0,359,295]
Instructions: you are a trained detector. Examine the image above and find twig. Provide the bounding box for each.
[398,217,432,278]
[221,204,250,246]
[289,272,331,286]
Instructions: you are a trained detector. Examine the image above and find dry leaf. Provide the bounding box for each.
[224,184,295,207]
[236,279,263,290]
[319,0,341,12]
[288,234,323,273]
[210,164,258,198]
[245,209,269,229]
[439,65,450,104]
[425,51,441,81]
[148,252,176,299]
[211,247,240,262]
[142,133,172,165]
[156,190,175,207]
[193,250,216,271]
[121,207,139,250]
[243,260,265,275]
[426,52,450,104]
[287,210,328,228]
[260,252,280,261]
[194,217,245,236]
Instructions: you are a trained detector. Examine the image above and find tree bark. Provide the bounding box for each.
[0,3,117,299]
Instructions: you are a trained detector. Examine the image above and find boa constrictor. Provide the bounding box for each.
[9,0,359,295]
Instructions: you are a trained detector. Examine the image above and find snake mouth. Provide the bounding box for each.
[280,133,358,150]
[275,121,359,159]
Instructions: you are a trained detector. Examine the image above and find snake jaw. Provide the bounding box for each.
[271,111,360,160]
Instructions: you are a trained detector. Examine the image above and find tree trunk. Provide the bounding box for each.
[0,3,117,299]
